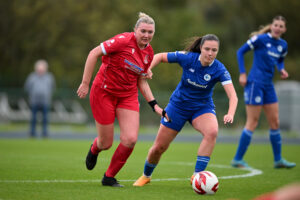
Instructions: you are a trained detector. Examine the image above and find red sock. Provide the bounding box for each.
[105,143,134,177]
[91,137,101,155]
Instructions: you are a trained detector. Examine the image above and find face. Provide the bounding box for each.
[36,64,47,75]
[134,22,155,49]
[270,19,286,39]
[200,40,219,66]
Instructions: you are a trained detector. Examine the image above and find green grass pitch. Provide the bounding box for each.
[0,139,299,200]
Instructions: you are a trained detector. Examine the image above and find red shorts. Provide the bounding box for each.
[89,84,139,124]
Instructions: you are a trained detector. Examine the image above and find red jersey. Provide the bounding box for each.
[93,32,154,97]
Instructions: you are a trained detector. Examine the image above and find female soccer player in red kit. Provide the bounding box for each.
[77,12,167,187]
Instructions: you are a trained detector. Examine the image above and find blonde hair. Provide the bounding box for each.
[135,12,155,29]
[250,15,286,38]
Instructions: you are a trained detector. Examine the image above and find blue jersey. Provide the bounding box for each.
[167,51,232,110]
[237,33,288,84]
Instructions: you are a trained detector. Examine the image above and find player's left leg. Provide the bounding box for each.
[102,108,139,187]
[263,103,296,169]
[191,113,218,183]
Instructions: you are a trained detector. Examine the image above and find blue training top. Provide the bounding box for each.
[237,33,288,84]
[167,51,232,110]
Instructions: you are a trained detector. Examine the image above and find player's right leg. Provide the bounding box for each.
[133,124,178,186]
[86,122,114,170]
[232,105,262,168]
[86,85,116,170]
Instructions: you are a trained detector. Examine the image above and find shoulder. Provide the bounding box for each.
[279,38,288,47]
[213,59,226,69]
[109,32,132,44]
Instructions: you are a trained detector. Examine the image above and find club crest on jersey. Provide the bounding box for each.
[266,43,271,48]
[144,55,149,64]
[277,45,283,52]
[132,48,135,54]
[204,74,211,81]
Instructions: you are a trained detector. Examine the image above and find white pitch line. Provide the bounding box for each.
[0,164,262,183]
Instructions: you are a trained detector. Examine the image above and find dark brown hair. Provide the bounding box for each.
[184,34,219,53]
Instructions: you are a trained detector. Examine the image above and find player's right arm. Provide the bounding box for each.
[146,53,168,79]
[77,46,103,99]
[236,43,251,87]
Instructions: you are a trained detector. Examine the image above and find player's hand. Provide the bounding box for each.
[280,69,289,79]
[154,105,171,122]
[77,82,89,99]
[223,114,234,125]
[145,69,153,79]
[239,73,247,87]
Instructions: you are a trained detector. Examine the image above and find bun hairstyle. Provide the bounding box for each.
[184,34,219,53]
[250,15,286,37]
[135,12,155,30]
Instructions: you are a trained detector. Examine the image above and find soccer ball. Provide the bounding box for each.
[192,171,219,195]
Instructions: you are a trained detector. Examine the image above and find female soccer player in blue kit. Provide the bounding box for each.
[133,34,238,186]
[231,16,296,169]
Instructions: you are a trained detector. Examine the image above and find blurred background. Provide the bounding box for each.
[1,0,300,136]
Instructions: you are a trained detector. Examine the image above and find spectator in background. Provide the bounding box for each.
[24,59,55,138]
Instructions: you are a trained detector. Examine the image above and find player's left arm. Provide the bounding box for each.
[138,77,170,121]
[277,46,289,79]
[223,83,238,125]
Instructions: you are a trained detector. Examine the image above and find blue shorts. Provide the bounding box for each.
[161,102,216,132]
[244,81,278,105]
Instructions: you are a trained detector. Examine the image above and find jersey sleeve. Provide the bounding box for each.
[236,43,251,74]
[218,65,232,86]
[277,44,288,71]
[246,34,261,50]
[167,51,191,68]
[100,34,128,55]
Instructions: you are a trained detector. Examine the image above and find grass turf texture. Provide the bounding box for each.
[0,139,299,200]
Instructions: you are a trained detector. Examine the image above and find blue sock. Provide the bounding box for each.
[269,129,282,162]
[143,160,157,177]
[234,128,253,161]
[194,156,210,173]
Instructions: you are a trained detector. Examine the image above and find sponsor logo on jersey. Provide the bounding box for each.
[189,68,195,73]
[124,59,144,74]
[204,74,211,81]
[267,51,280,58]
[132,48,135,54]
[277,45,283,52]
[187,79,207,88]
[266,43,271,48]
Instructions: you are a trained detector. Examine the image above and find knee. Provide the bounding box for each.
[270,118,280,130]
[203,128,218,141]
[120,135,138,148]
[246,118,259,129]
[98,140,113,150]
